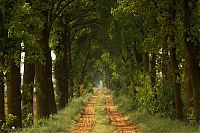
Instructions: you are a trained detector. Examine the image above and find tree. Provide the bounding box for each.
[0,4,6,127]
[183,0,200,122]
[6,38,22,128]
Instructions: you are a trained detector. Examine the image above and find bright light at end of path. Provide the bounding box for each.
[98,80,103,89]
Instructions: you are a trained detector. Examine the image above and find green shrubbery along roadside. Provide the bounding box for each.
[16,93,92,133]
[112,92,200,133]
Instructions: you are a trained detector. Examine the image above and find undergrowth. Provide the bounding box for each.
[16,93,92,133]
[112,93,200,133]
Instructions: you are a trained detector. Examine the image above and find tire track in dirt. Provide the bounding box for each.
[72,91,99,133]
[104,90,138,133]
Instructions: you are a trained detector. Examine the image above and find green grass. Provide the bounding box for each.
[92,90,116,133]
[113,94,200,133]
[17,94,92,133]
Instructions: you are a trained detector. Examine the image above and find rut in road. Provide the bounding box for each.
[71,89,138,133]
[72,90,99,133]
[104,90,138,133]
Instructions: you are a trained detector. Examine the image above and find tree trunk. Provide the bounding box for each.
[35,25,50,118]
[22,45,35,126]
[168,0,183,120]
[54,24,70,109]
[7,58,22,128]
[63,50,69,105]
[150,52,157,100]
[36,28,57,117]
[183,0,200,122]
[0,10,6,127]
[55,58,66,109]
[68,43,73,99]
[62,25,70,105]
[0,70,5,127]
[170,47,183,120]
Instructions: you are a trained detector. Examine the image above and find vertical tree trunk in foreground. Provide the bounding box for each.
[35,22,57,118]
[0,64,5,127]
[170,47,183,120]
[183,0,200,122]
[55,58,66,109]
[7,58,22,128]
[35,25,50,118]
[0,10,6,127]
[169,0,183,120]
[55,24,70,109]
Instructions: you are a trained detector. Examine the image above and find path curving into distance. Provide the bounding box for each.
[71,89,138,133]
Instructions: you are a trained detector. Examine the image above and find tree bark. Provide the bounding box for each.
[62,24,70,105]
[183,0,200,122]
[35,24,51,118]
[68,43,73,99]
[169,47,183,120]
[0,67,5,127]
[7,57,22,128]
[54,24,70,109]
[35,25,57,117]
[168,0,183,120]
[63,50,69,105]
[0,10,6,127]
[55,58,66,109]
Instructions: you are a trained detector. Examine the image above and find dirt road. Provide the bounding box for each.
[72,89,138,133]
